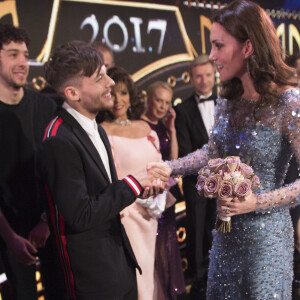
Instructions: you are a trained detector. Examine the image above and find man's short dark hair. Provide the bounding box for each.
[0,23,30,50]
[44,40,104,96]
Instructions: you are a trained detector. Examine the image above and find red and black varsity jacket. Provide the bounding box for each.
[37,107,141,299]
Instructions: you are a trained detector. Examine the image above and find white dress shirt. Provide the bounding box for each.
[62,102,112,182]
[195,92,215,136]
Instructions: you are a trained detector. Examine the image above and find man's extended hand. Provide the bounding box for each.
[29,220,50,249]
[140,179,164,199]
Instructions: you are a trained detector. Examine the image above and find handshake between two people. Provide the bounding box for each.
[133,162,172,199]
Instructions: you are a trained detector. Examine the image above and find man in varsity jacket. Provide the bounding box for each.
[37,41,170,300]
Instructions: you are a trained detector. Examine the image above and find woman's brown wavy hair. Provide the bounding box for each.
[212,0,296,108]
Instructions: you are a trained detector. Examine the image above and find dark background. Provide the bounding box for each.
[0,0,300,296]
[1,0,299,103]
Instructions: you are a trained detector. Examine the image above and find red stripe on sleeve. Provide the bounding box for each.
[50,118,63,136]
[123,175,143,196]
[43,118,56,141]
[59,214,76,299]
[45,185,76,299]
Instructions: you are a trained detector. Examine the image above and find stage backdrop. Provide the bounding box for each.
[0,0,300,288]
[1,0,299,104]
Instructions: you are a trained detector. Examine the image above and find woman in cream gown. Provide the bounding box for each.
[101,66,172,299]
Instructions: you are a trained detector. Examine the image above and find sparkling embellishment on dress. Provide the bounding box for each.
[167,88,300,299]
[113,119,132,126]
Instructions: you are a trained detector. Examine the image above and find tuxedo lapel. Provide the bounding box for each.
[188,97,209,141]
[58,108,111,183]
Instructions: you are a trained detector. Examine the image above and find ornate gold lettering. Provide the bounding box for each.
[289,24,300,55]
[276,23,286,59]
[36,0,60,62]
[200,15,211,54]
[0,1,19,26]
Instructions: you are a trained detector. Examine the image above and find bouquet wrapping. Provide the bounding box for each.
[196,156,260,233]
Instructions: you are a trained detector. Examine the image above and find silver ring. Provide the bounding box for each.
[225,208,230,214]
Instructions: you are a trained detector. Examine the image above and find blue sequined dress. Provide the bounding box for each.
[168,88,300,299]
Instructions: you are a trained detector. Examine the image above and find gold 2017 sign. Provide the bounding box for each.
[0,0,299,99]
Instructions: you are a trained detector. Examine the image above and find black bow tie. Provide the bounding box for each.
[195,94,214,104]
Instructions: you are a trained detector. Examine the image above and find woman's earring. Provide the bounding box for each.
[247,54,256,76]
[246,60,251,75]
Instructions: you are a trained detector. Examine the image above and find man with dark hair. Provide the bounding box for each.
[175,54,217,299]
[37,41,170,299]
[0,23,64,299]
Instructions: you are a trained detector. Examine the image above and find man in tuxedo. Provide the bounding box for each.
[175,55,217,299]
[37,41,170,300]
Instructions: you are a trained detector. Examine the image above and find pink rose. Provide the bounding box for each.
[225,156,241,172]
[196,175,206,193]
[207,158,225,173]
[204,175,221,198]
[234,179,252,198]
[218,180,234,201]
[239,163,254,179]
[251,175,260,190]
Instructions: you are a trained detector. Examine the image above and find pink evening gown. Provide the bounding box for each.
[108,130,163,300]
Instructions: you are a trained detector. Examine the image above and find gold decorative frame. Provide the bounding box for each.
[36,0,196,82]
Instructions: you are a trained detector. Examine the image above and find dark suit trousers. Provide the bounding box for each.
[113,280,137,300]
[81,270,137,300]
[0,238,66,300]
[183,175,216,281]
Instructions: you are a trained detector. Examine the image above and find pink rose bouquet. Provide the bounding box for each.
[196,156,260,233]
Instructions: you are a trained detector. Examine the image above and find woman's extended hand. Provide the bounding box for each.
[146,162,172,182]
[134,162,172,198]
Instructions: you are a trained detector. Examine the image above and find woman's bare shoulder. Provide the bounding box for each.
[132,120,151,135]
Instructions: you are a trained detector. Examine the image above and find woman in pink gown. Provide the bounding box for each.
[101,66,171,299]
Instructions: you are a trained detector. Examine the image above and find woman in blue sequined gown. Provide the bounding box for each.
[163,1,300,299]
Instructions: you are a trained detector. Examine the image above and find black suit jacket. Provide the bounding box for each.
[175,94,216,157]
[175,93,217,280]
[37,108,140,299]
[175,93,216,187]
